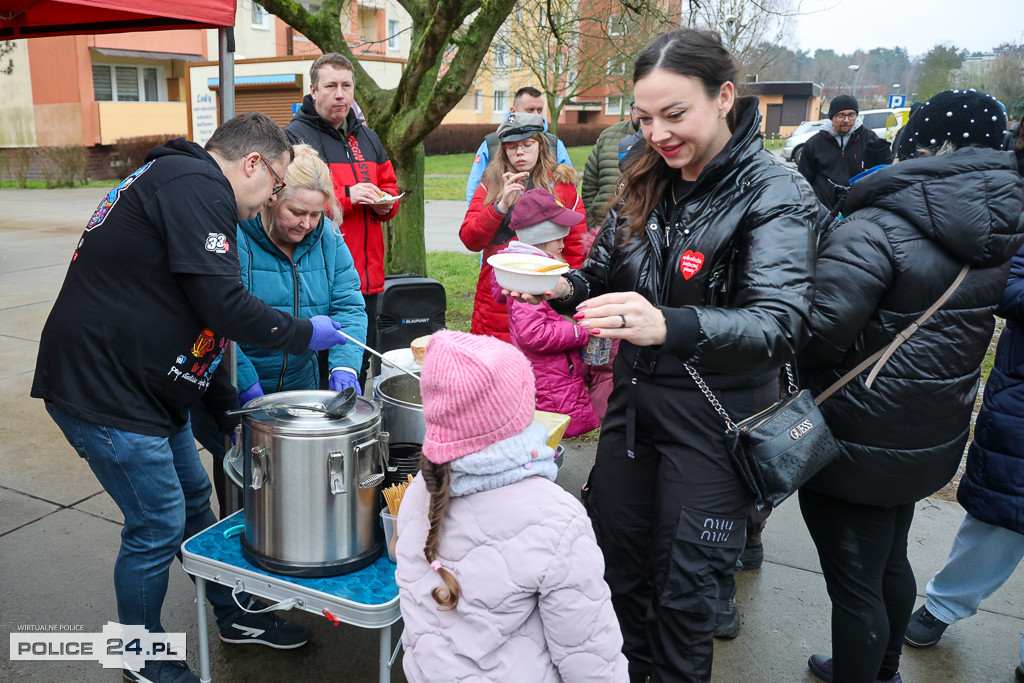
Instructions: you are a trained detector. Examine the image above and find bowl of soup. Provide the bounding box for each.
[487,253,570,295]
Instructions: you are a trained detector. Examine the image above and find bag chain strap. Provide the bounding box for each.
[684,363,737,430]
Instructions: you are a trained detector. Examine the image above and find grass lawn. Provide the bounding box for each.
[426,251,480,333]
[424,175,470,202]
[1,179,114,190]
[423,145,594,201]
[424,151,479,176]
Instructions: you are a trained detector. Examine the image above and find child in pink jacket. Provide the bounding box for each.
[395,330,627,683]
[491,189,600,436]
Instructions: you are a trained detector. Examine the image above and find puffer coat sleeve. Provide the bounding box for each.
[998,251,1024,320]
[538,506,629,682]
[685,173,818,372]
[510,299,588,354]
[798,218,896,367]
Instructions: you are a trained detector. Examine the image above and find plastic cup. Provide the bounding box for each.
[380,508,398,563]
[582,336,613,365]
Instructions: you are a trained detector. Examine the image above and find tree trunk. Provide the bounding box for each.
[383,141,428,277]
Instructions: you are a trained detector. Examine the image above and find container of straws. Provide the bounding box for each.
[380,476,413,563]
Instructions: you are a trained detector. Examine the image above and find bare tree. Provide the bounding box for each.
[258,0,519,275]
[0,41,14,75]
[486,0,675,134]
[686,0,795,75]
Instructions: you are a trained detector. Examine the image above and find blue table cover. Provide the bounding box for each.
[183,513,398,606]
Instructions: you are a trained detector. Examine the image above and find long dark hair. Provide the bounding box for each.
[612,29,740,241]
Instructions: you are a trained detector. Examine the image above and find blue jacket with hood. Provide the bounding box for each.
[956,149,1024,533]
[235,215,366,393]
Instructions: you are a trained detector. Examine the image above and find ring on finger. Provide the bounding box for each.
[619,314,627,329]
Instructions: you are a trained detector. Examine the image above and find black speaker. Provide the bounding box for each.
[376,273,446,356]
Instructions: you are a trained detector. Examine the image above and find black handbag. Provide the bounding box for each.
[689,264,970,509]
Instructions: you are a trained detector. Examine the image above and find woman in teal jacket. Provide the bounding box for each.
[193,144,367,514]
[234,146,366,398]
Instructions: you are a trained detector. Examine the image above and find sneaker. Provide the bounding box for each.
[219,607,312,649]
[713,596,740,639]
[904,605,949,648]
[736,543,764,571]
[807,655,902,683]
[123,660,199,683]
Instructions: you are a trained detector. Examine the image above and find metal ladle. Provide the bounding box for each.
[226,387,359,419]
[338,331,421,382]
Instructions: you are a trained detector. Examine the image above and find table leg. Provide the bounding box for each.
[378,623,391,683]
[196,577,211,683]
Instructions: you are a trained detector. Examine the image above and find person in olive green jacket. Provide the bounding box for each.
[581,111,639,230]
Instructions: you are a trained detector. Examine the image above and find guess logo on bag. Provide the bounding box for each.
[789,419,814,440]
[680,250,704,280]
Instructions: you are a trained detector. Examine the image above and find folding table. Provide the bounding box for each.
[181,512,401,683]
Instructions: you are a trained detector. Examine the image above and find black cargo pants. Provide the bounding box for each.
[585,366,775,683]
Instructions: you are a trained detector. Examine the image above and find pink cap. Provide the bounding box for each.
[420,330,536,464]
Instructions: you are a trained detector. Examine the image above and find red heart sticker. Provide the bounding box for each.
[680,250,704,280]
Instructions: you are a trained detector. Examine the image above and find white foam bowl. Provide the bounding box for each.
[487,253,570,295]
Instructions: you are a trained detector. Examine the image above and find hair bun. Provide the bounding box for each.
[292,143,320,162]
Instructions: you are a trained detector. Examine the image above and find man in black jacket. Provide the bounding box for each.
[798,94,893,210]
[32,113,349,683]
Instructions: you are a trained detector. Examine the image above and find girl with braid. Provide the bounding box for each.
[394,330,627,682]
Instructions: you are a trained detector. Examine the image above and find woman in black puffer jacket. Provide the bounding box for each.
[797,89,1024,683]
[508,29,817,682]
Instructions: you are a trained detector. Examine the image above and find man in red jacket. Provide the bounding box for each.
[285,53,400,374]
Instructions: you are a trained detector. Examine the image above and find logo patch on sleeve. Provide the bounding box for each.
[680,250,705,280]
[86,161,153,231]
[205,233,230,254]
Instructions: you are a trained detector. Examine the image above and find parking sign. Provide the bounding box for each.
[888,94,906,108]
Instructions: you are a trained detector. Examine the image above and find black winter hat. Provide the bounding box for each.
[828,94,859,119]
[894,88,1007,161]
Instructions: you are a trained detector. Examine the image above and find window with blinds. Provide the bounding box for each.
[92,65,113,101]
[115,66,139,101]
[91,64,164,102]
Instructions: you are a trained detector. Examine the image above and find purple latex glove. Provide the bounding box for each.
[329,368,361,395]
[238,382,264,405]
[308,315,348,351]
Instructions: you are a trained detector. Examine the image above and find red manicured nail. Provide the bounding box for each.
[572,313,585,320]
[590,329,601,336]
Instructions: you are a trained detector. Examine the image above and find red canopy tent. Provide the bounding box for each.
[0,0,235,39]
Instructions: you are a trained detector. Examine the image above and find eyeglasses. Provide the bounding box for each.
[503,139,538,153]
[833,113,858,121]
[257,154,286,195]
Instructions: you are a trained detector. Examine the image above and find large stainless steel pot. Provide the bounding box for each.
[238,390,388,577]
[373,373,424,446]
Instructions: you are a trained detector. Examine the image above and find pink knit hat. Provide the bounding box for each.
[420,330,536,464]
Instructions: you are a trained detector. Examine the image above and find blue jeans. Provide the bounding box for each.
[924,512,1024,663]
[45,403,244,633]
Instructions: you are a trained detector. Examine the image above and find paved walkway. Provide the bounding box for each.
[1,187,1022,681]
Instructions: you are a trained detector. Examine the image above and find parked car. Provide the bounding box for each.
[859,107,911,141]
[781,119,825,164]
